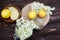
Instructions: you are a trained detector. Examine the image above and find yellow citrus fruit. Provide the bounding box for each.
[38,9,46,18]
[1,9,11,18]
[28,10,37,19]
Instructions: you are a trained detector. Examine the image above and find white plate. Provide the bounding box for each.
[21,3,50,29]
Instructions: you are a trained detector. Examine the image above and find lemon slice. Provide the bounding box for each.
[8,7,19,20]
[1,9,11,18]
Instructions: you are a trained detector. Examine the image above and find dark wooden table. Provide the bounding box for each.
[0,0,60,40]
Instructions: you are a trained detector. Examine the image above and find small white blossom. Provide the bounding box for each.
[15,17,38,40]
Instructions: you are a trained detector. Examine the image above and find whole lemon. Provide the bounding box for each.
[38,9,46,18]
[28,10,37,19]
[1,9,11,18]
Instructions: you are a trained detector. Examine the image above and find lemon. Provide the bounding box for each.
[1,9,11,18]
[28,10,37,19]
[38,9,46,18]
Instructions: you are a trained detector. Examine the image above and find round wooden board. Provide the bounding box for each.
[2,4,20,22]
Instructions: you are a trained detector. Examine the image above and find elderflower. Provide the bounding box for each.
[15,17,38,40]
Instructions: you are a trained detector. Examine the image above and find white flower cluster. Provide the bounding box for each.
[8,7,19,20]
[15,17,38,40]
[31,2,55,15]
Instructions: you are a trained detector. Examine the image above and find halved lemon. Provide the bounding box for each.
[38,9,46,18]
[28,10,37,19]
[1,9,11,18]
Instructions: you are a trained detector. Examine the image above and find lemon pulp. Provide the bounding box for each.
[1,9,11,18]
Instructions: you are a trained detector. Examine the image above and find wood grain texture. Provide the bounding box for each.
[0,0,60,40]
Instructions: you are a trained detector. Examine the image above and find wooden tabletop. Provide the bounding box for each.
[0,0,60,40]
